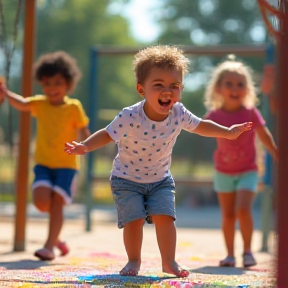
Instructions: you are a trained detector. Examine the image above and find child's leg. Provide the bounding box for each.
[33,187,65,252]
[33,186,53,212]
[33,186,55,259]
[236,190,255,253]
[217,192,237,257]
[45,192,65,251]
[120,218,145,276]
[152,215,189,277]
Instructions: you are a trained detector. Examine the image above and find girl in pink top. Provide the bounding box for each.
[204,55,278,268]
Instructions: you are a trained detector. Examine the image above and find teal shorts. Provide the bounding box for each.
[214,171,258,193]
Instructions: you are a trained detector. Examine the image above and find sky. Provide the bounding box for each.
[108,0,161,43]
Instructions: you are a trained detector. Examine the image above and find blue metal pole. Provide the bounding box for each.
[85,47,98,231]
[260,43,275,252]
[263,42,275,188]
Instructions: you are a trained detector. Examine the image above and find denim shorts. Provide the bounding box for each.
[32,164,78,204]
[214,170,258,193]
[110,175,176,228]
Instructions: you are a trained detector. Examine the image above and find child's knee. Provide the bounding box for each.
[52,192,65,206]
[34,199,50,212]
[124,218,145,228]
[32,187,52,212]
[151,214,174,225]
[236,206,251,219]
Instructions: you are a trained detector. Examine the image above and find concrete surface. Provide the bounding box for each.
[0,204,276,287]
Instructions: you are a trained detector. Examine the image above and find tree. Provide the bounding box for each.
[36,0,138,125]
[156,0,266,45]
[150,0,268,167]
[0,0,139,140]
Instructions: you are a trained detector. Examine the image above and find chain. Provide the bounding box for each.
[0,0,23,153]
[0,0,23,86]
[258,0,282,39]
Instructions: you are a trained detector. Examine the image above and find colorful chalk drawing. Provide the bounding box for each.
[0,252,276,287]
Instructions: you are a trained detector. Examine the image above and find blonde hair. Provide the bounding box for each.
[133,45,190,84]
[204,55,258,111]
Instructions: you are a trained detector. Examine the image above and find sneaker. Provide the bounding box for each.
[219,256,235,267]
[34,248,55,261]
[55,241,69,256]
[243,253,257,268]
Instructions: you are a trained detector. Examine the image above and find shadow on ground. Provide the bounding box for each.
[0,259,50,269]
[191,265,246,275]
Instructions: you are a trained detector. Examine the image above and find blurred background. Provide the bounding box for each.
[0,0,272,208]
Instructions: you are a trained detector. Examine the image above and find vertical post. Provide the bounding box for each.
[13,0,36,251]
[277,0,288,287]
[261,43,275,252]
[85,48,98,231]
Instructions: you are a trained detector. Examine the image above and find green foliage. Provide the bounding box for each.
[155,0,266,45]
[0,0,271,198]
[0,0,138,141]
[148,0,268,164]
[35,0,137,113]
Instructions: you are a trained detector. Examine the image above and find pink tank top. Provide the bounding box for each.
[206,107,265,174]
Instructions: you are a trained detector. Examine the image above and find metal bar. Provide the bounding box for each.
[261,187,273,252]
[85,48,98,231]
[92,44,266,56]
[13,0,35,252]
[276,1,288,287]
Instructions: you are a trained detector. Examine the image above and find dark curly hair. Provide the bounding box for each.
[33,51,81,93]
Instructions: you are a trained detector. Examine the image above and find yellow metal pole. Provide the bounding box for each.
[13,0,36,252]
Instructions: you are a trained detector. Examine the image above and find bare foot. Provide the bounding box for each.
[163,261,189,278]
[119,260,140,276]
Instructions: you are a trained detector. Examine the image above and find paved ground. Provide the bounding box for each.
[0,204,276,287]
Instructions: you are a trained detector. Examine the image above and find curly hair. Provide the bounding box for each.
[204,55,259,111]
[133,45,190,84]
[33,51,82,93]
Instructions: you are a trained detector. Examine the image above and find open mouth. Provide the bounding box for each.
[49,93,58,98]
[230,95,239,100]
[158,99,171,107]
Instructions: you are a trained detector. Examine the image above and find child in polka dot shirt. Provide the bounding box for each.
[65,45,252,278]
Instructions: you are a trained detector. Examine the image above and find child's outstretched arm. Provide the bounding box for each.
[193,119,252,140]
[65,128,113,155]
[78,126,91,142]
[0,77,6,104]
[256,126,278,162]
[0,84,32,112]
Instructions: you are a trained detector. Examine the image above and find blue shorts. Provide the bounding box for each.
[214,171,258,193]
[32,164,78,204]
[110,175,176,228]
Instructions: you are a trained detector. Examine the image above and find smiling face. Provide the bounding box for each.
[217,71,247,112]
[137,67,183,121]
[40,73,70,105]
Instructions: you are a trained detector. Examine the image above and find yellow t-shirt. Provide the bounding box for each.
[29,95,89,169]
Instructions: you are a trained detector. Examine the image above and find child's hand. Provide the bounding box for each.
[65,141,87,155]
[227,122,253,140]
[271,148,279,163]
[0,76,7,104]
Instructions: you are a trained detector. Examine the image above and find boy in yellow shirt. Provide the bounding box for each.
[0,51,90,260]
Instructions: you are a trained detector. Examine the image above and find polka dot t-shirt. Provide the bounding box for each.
[106,100,201,183]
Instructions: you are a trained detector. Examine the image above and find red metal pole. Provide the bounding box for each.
[276,0,288,287]
[13,0,36,251]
